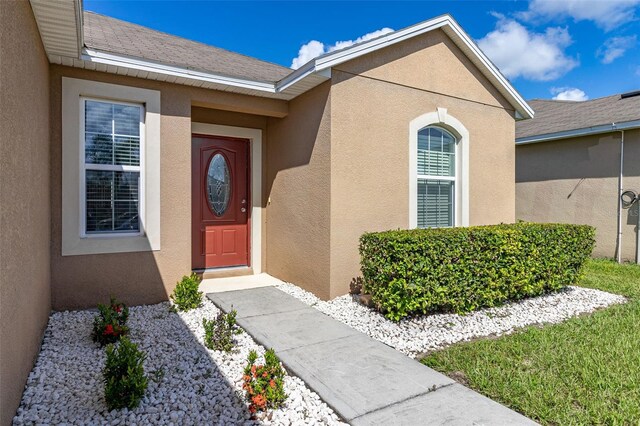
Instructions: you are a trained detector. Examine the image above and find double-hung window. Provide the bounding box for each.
[81,98,144,236]
[417,126,456,228]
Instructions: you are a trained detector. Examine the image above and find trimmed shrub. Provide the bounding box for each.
[92,297,129,346]
[103,337,148,410]
[203,310,241,352]
[170,273,203,311]
[360,222,595,321]
[242,349,287,413]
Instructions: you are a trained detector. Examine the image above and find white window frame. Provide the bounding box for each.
[410,108,469,228]
[80,97,145,238]
[62,78,161,256]
[416,126,457,227]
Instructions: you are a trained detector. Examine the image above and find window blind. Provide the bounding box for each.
[417,127,456,228]
[83,99,142,234]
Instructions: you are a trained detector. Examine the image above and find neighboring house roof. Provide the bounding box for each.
[29,0,533,118]
[516,92,640,144]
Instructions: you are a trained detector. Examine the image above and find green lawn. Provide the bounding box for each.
[422,259,640,425]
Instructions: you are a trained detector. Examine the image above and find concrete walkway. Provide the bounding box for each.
[207,287,537,425]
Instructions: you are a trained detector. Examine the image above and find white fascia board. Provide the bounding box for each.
[273,20,451,91]
[442,20,534,120]
[77,15,533,117]
[516,119,640,145]
[314,16,450,70]
[82,49,277,93]
[276,61,319,92]
[276,14,533,119]
[73,0,84,56]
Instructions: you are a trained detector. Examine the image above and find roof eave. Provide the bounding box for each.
[82,48,277,92]
[277,14,534,120]
[30,0,84,60]
[30,4,534,117]
[516,119,640,145]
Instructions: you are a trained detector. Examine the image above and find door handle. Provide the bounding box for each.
[241,207,246,213]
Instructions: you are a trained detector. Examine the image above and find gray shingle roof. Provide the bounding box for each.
[516,93,640,139]
[83,11,292,83]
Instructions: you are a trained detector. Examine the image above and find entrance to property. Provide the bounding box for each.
[192,135,250,270]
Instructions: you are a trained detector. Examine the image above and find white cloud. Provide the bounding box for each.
[290,40,325,70]
[519,0,640,32]
[290,27,394,69]
[477,15,578,81]
[327,28,395,53]
[551,87,589,101]
[597,35,637,63]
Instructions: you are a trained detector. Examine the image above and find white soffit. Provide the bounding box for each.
[30,0,82,60]
[29,3,533,118]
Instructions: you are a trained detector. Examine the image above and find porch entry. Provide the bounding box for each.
[192,135,250,269]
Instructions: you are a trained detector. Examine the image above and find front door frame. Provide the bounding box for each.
[191,122,262,274]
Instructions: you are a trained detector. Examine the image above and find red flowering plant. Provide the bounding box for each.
[92,297,129,347]
[242,349,287,414]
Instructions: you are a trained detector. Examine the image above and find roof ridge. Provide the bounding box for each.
[83,10,291,74]
[528,98,579,103]
[529,91,638,104]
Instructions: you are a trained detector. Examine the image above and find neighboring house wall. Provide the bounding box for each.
[49,66,286,310]
[266,83,332,299]
[516,130,640,261]
[0,1,51,424]
[328,29,517,297]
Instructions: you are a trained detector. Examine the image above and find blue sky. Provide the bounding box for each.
[84,1,640,101]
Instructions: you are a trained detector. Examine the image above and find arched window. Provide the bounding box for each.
[417,126,456,228]
[409,109,469,229]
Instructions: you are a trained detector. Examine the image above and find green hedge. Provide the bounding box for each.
[359,223,595,321]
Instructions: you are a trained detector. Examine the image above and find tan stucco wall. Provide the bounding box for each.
[47,27,518,309]
[516,130,640,261]
[0,1,51,423]
[50,66,287,310]
[327,29,517,297]
[265,83,332,299]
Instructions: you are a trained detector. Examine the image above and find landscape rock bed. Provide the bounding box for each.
[13,299,345,425]
[276,284,626,358]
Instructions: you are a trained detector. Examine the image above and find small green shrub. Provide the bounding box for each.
[103,337,148,410]
[225,309,241,333]
[203,310,241,352]
[92,297,129,346]
[170,273,203,311]
[242,349,287,413]
[360,222,595,321]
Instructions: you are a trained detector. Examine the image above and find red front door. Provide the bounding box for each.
[192,135,249,269]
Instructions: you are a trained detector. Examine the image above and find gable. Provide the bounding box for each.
[29,3,533,117]
[333,29,514,113]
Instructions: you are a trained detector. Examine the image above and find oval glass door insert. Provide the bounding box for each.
[207,153,231,216]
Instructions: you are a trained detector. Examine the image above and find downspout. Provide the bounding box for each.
[615,126,624,263]
[636,195,640,264]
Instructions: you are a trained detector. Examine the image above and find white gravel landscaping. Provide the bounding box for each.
[276,283,627,358]
[13,299,346,426]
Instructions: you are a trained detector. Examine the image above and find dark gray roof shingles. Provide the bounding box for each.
[516,93,640,139]
[83,11,292,83]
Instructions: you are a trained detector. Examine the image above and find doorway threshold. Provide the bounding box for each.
[193,266,252,280]
[200,273,284,294]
